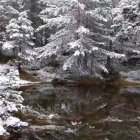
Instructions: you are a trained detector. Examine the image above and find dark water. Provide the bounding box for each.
[14,84,140,140]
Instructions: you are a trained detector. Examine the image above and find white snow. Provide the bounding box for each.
[65,128,76,133]
[4,117,28,127]
[68,40,81,49]
[0,124,7,136]
[102,116,123,123]
[74,50,85,56]
[48,114,55,119]
[76,26,90,37]
[0,64,31,87]
[0,89,28,136]
[2,42,14,50]
[0,63,39,135]
[132,50,140,54]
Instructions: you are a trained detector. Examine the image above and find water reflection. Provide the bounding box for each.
[18,84,140,140]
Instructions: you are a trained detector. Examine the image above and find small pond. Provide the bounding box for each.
[12,84,140,140]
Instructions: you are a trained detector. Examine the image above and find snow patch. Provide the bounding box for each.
[2,42,14,50]
[76,26,90,37]
[0,64,32,87]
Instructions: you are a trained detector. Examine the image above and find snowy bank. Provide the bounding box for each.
[0,64,33,87]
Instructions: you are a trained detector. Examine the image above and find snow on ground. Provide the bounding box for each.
[36,68,60,82]
[0,64,32,87]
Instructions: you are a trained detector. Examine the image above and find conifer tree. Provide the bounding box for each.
[1,0,128,76]
[112,0,140,54]
[37,0,125,78]
[6,0,35,67]
[0,0,19,45]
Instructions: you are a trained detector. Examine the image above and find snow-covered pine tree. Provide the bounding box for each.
[112,0,140,56]
[37,0,125,79]
[28,0,42,47]
[0,0,19,46]
[6,0,36,66]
